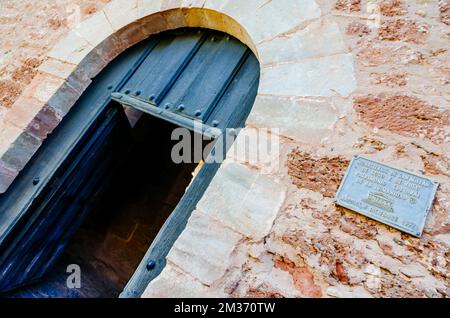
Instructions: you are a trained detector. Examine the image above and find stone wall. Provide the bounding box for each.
[0,0,448,298]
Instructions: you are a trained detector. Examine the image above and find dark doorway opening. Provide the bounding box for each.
[5,114,201,297]
[0,28,259,297]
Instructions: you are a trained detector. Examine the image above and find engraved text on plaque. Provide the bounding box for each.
[335,156,439,237]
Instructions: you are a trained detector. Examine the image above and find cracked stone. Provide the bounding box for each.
[197,161,286,241]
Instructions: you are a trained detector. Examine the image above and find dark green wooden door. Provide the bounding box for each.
[0,29,259,295]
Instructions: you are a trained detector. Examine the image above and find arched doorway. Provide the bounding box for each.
[0,28,260,297]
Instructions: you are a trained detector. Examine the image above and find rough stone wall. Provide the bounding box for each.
[145,0,449,298]
[0,0,110,109]
[255,0,449,298]
[0,0,448,298]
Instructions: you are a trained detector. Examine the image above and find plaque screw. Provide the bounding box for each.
[177,104,185,112]
[212,120,219,127]
[195,110,202,117]
[146,259,156,271]
[124,89,131,95]
[135,90,141,96]
[164,103,171,109]
[107,85,114,90]
[32,177,40,186]
[149,95,156,102]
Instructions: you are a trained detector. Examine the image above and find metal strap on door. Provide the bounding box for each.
[111,29,259,139]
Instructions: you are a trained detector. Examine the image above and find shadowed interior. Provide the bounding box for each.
[6,114,199,298]
[0,28,259,297]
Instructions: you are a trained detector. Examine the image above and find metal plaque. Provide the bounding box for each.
[335,156,439,237]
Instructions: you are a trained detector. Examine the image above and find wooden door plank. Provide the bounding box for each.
[120,30,206,105]
[158,33,248,120]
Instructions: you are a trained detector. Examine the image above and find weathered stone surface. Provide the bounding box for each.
[356,42,408,67]
[73,11,114,47]
[161,0,184,11]
[159,8,186,29]
[274,256,323,297]
[142,263,226,298]
[26,74,66,105]
[0,0,108,111]
[354,94,449,144]
[45,80,82,117]
[259,18,347,66]
[182,7,211,28]
[264,187,449,298]
[247,95,339,144]
[439,0,450,25]
[25,104,62,140]
[167,211,242,285]
[287,150,350,197]
[0,122,22,159]
[103,0,139,31]
[0,80,22,109]
[113,22,149,51]
[5,95,46,130]
[0,58,41,108]
[197,161,286,241]
[181,0,206,8]
[1,131,41,171]
[220,0,322,43]
[139,12,169,37]
[259,54,357,97]
[0,160,18,193]
[38,58,92,94]
[379,19,429,44]
[421,153,450,177]
[335,0,361,12]
[346,22,371,37]
[0,0,449,298]
[229,248,303,298]
[47,30,94,65]
[10,58,41,85]
[38,58,78,81]
[137,0,163,19]
[379,0,407,17]
[226,127,281,175]
[370,72,407,87]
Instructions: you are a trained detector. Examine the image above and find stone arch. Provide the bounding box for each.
[0,0,358,298]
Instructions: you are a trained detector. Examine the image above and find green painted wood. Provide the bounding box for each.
[0,28,260,296]
[119,36,259,298]
[120,160,221,298]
